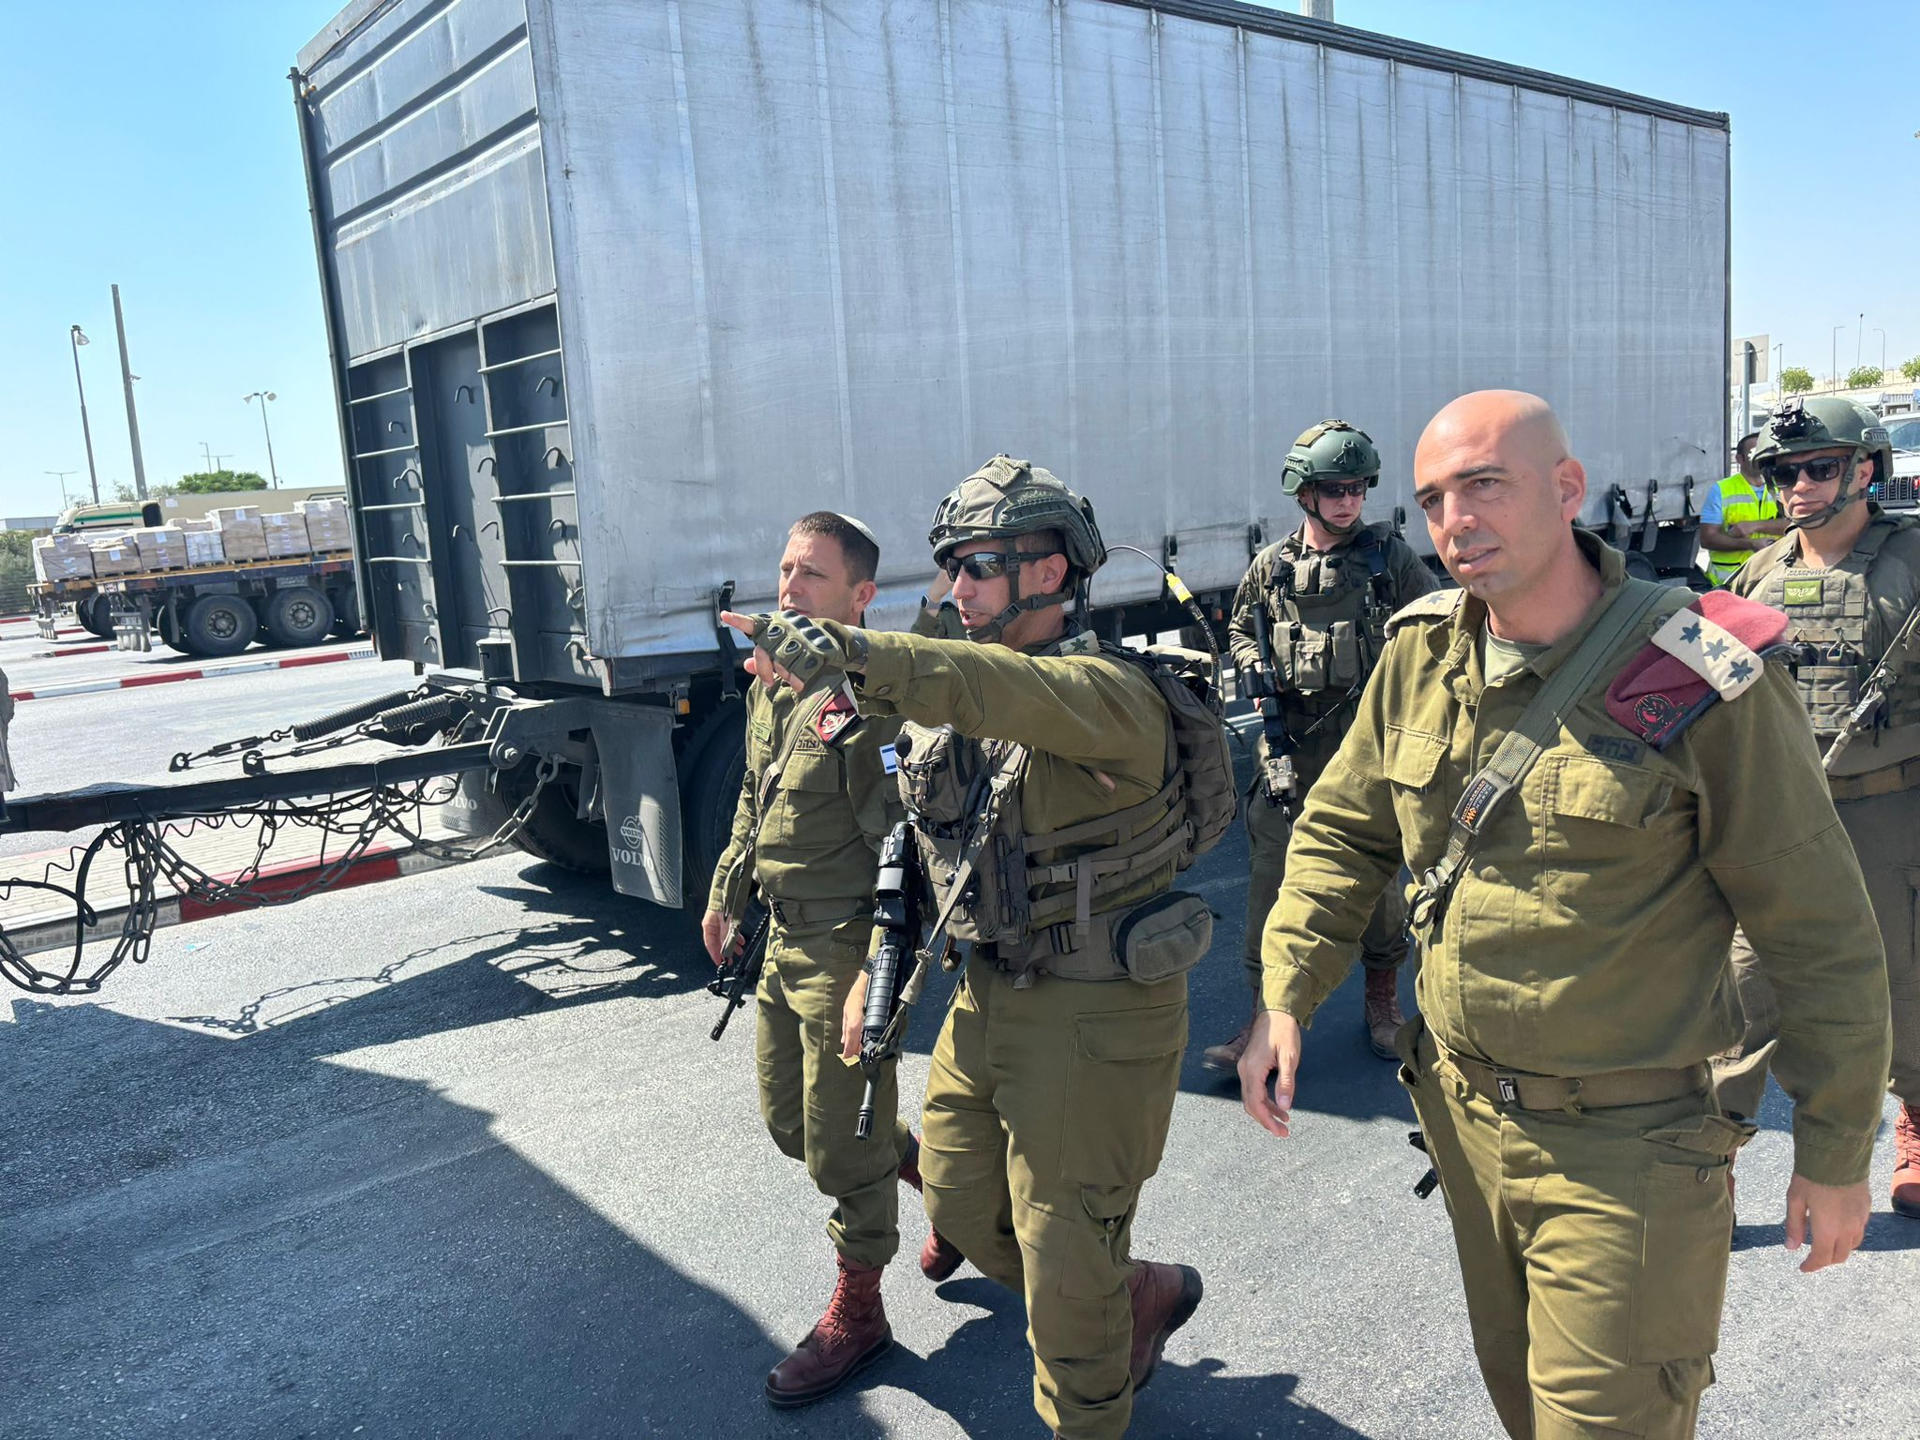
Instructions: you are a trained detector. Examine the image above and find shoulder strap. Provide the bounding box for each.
[1406,580,1678,943]
[916,741,1029,967]
[1386,587,1465,637]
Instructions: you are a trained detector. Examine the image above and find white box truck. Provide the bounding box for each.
[291,0,1731,910]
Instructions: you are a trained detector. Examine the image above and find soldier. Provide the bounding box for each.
[724,457,1222,1440]
[701,511,920,1408]
[1238,391,1890,1437]
[1713,397,1920,1219]
[1202,420,1438,1075]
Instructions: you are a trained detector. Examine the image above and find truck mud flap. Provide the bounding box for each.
[588,704,682,908]
[443,768,513,837]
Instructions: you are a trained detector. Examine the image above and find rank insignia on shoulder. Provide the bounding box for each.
[1385,587,1464,638]
[813,682,862,744]
[1605,592,1788,750]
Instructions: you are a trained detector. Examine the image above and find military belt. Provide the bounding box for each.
[1436,1039,1709,1114]
[766,896,870,928]
[1826,755,1920,801]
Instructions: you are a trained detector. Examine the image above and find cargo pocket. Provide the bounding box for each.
[1629,1113,1752,1364]
[1383,725,1449,862]
[1061,1001,1187,1189]
[763,747,843,849]
[1113,891,1213,984]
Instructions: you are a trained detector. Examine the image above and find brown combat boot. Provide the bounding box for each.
[1363,965,1404,1061]
[920,1228,965,1281]
[1127,1260,1204,1392]
[897,1132,923,1191]
[765,1253,893,1408]
[1201,1002,1256,1073]
[1894,1104,1920,1220]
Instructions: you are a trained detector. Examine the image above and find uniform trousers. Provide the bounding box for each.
[1713,786,1920,1119]
[1400,1021,1750,1439]
[918,962,1187,1440]
[1242,741,1408,986]
[756,919,910,1268]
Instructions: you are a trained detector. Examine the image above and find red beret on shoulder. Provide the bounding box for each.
[1605,591,1789,749]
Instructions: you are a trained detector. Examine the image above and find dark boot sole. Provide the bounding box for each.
[1893,1190,1920,1219]
[763,1330,894,1409]
[1134,1265,1204,1394]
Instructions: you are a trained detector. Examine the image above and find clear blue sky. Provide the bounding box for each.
[2,0,1914,519]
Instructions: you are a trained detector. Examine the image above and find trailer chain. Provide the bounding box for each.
[0,756,556,996]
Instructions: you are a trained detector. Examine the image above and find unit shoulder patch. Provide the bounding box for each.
[812,683,862,745]
[1605,592,1789,750]
[1384,586,1465,638]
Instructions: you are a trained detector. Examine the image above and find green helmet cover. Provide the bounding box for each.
[1752,397,1894,527]
[1281,420,1381,498]
[927,455,1106,642]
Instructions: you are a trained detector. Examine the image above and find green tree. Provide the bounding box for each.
[0,530,38,616]
[175,469,268,494]
[1846,365,1885,390]
[112,481,177,503]
[1779,366,1815,395]
[1902,355,1920,382]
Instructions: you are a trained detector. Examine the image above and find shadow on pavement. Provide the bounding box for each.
[0,981,884,1439]
[1734,1210,1920,1255]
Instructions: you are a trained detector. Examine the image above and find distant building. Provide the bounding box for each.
[1,516,58,533]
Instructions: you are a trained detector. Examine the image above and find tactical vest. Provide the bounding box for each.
[1746,514,1920,743]
[894,640,1231,985]
[1267,525,1397,733]
[1704,474,1780,587]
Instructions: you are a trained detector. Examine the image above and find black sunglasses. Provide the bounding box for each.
[1761,457,1847,489]
[941,550,1059,582]
[1311,479,1370,500]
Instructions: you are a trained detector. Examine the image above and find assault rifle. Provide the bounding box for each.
[707,852,772,1040]
[856,821,922,1139]
[1245,579,1299,811]
[1824,604,1920,771]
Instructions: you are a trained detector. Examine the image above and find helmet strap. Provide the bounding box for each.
[1301,491,1364,537]
[1794,451,1868,530]
[964,565,1071,645]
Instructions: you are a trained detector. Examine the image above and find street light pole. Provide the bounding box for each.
[1773,343,1785,401]
[44,470,79,511]
[1856,312,1865,370]
[243,391,280,488]
[111,284,148,499]
[1832,324,1846,391]
[1874,328,1887,379]
[68,325,100,503]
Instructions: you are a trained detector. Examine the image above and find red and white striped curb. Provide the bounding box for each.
[30,642,114,659]
[3,841,463,959]
[10,646,375,703]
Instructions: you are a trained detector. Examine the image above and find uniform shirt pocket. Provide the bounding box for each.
[764,747,845,850]
[1537,754,1676,919]
[1383,725,1449,867]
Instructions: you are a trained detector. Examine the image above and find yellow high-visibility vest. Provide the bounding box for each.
[1704,474,1780,586]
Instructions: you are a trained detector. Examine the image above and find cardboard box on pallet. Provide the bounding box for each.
[88,538,143,577]
[297,499,352,553]
[183,529,226,567]
[32,535,95,583]
[134,526,189,571]
[262,511,313,559]
[211,506,268,563]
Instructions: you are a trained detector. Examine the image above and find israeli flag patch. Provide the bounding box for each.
[880,743,899,775]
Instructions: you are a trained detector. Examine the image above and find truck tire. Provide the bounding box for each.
[77,596,114,639]
[679,701,747,894]
[330,586,362,637]
[157,604,197,655]
[496,757,611,874]
[263,586,336,648]
[183,594,258,657]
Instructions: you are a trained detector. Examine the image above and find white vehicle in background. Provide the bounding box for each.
[1878,413,1920,511]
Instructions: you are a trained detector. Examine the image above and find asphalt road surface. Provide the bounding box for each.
[1,640,1913,1438]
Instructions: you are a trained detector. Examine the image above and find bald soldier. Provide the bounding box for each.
[1239,392,1890,1438]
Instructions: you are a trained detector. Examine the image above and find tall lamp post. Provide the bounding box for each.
[1832,324,1847,392]
[243,391,280,488]
[68,325,101,503]
[1773,343,1785,403]
[44,470,79,510]
[1873,328,1887,380]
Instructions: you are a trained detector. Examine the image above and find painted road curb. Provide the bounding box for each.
[11,646,376,703]
[30,643,114,659]
[3,841,463,960]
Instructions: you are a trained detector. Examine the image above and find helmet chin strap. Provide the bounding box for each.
[1794,453,1868,531]
[1302,493,1364,537]
[967,586,1068,645]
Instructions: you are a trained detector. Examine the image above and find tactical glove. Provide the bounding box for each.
[732,610,869,687]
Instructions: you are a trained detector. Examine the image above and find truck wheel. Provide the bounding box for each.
[77,596,114,639]
[183,595,258,657]
[330,587,362,637]
[497,756,611,874]
[679,701,747,892]
[263,586,336,648]
[157,604,198,655]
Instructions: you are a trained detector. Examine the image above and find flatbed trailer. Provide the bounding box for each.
[94,551,362,657]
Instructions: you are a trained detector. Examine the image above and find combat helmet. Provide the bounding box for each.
[928,454,1105,641]
[1282,420,1380,535]
[1751,397,1894,529]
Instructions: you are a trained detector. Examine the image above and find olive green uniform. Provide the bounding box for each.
[707,680,909,1269]
[851,625,1186,1440]
[1229,522,1438,986]
[1714,506,1920,1121]
[1262,533,1891,1438]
